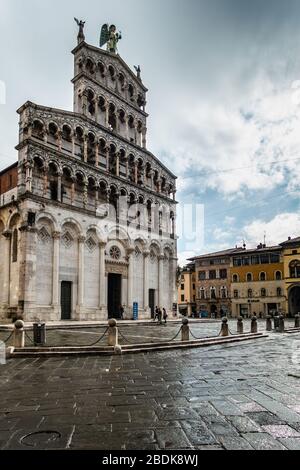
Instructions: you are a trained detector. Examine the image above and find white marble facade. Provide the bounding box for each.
[0,32,178,322]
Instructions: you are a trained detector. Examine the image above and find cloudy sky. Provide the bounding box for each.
[1,0,300,264]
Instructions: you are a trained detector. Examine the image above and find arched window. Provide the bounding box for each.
[211,287,216,299]
[261,288,267,297]
[248,289,253,298]
[232,274,239,283]
[289,260,300,279]
[234,290,239,299]
[200,288,205,300]
[259,272,267,281]
[246,273,253,282]
[275,271,282,281]
[277,287,282,297]
[12,228,18,263]
[221,287,227,299]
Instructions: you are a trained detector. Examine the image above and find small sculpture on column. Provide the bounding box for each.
[74,18,86,44]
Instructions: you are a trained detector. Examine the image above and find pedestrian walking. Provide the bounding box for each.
[155,306,159,321]
[163,308,168,324]
[119,304,124,320]
[158,308,162,324]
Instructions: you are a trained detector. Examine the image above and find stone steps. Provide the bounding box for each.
[285,328,300,334]
[9,333,267,357]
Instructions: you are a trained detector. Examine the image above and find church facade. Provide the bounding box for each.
[0,25,178,322]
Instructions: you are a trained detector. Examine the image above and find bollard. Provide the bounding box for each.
[220,317,229,337]
[295,314,300,329]
[274,316,280,331]
[278,315,285,333]
[114,345,122,355]
[237,317,244,335]
[181,318,190,341]
[251,316,258,334]
[107,319,118,347]
[266,315,272,332]
[13,320,25,348]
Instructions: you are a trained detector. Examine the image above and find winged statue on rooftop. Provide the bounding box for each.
[74,18,85,44]
[100,24,122,53]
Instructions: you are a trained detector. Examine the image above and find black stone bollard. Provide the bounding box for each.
[220,317,229,337]
[237,317,244,334]
[266,315,272,332]
[251,316,258,334]
[278,315,285,333]
[295,314,300,329]
[181,318,190,341]
[274,316,280,331]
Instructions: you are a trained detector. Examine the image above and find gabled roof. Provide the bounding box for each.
[72,42,148,92]
[232,245,282,255]
[189,247,243,261]
[280,236,300,247]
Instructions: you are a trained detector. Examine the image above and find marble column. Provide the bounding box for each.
[18,226,38,315]
[52,231,60,307]
[105,103,109,127]
[1,231,11,306]
[71,180,75,205]
[83,136,88,163]
[43,171,48,197]
[142,127,147,149]
[71,133,75,157]
[82,182,88,208]
[158,254,165,307]
[127,248,135,311]
[78,236,85,307]
[106,148,110,172]
[57,174,62,202]
[126,116,129,140]
[170,256,178,310]
[134,163,138,185]
[25,162,33,192]
[116,152,120,177]
[99,242,106,310]
[95,142,99,167]
[143,251,150,310]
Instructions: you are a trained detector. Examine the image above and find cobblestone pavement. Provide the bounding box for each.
[1,323,300,450]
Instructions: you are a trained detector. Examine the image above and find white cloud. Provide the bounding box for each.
[242,212,300,247]
[151,74,300,198]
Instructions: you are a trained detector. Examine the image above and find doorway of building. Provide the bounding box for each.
[61,281,72,320]
[289,286,300,317]
[108,274,122,319]
[149,289,155,318]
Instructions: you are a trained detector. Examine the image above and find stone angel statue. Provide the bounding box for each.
[100,24,122,53]
[74,18,85,44]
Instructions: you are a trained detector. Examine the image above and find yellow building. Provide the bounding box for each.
[280,237,300,316]
[178,263,196,316]
[230,244,285,318]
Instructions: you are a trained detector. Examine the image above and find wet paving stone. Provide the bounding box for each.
[261,425,300,438]
[0,323,300,449]
[242,432,287,450]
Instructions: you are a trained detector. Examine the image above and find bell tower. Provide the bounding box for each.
[71,21,148,149]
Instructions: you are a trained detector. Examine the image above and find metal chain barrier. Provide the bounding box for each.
[1,330,14,344]
[83,327,109,347]
[25,330,35,345]
[189,324,224,340]
[118,326,183,345]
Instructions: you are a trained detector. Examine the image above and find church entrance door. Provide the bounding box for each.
[61,281,72,320]
[108,274,122,319]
